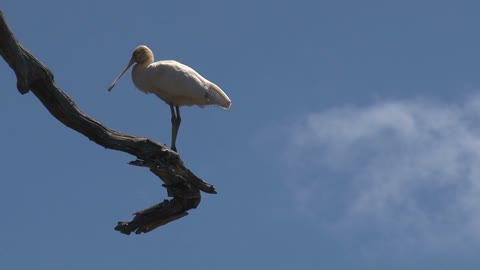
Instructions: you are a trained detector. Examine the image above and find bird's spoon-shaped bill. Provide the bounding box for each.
[108,57,135,92]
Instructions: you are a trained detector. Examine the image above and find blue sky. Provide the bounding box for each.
[1,1,480,269]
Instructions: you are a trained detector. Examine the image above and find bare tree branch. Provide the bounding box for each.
[0,9,216,235]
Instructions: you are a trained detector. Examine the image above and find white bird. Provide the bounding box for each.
[108,45,231,152]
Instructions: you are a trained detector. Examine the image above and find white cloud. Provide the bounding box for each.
[285,96,480,251]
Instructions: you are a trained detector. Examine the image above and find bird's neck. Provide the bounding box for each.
[131,63,152,93]
[136,59,153,68]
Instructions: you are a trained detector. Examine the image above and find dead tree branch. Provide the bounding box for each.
[0,9,216,235]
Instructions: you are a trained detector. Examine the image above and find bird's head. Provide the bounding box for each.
[131,45,154,64]
[108,45,154,92]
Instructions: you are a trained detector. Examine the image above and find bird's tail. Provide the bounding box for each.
[208,83,232,109]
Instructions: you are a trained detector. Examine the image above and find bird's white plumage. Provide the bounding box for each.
[108,45,231,109]
[132,60,231,108]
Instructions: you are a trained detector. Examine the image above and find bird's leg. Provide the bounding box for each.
[170,105,178,152]
[175,105,182,136]
[172,106,181,152]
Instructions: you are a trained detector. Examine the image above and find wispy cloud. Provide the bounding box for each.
[285,96,480,251]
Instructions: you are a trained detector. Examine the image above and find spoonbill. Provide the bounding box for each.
[108,45,231,152]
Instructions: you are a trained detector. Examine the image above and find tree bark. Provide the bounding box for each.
[0,9,216,235]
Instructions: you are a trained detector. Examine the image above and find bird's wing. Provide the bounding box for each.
[147,61,230,108]
[149,61,206,94]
